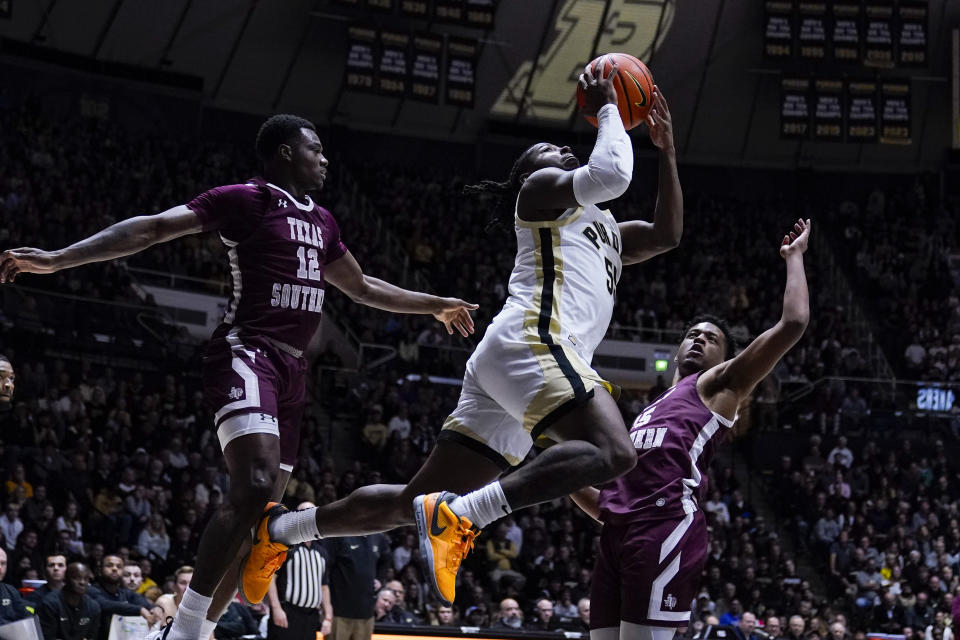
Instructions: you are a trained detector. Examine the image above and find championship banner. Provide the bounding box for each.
[813,78,844,141]
[410,32,442,102]
[846,79,879,142]
[399,0,430,18]
[434,0,464,23]
[378,30,409,96]
[864,1,895,67]
[366,0,395,11]
[897,0,928,67]
[830,1,862,62]
[764,0,795,59]
[345,25,377,92]
[781,77,812,139]
[446,36,478,107]
[465,0,496,28]
[798,2,827,60]
[880,79,911,144]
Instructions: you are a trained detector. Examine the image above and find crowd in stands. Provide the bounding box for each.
[829,182,959,382]
[2,91,959,640]
[766,428,960,640]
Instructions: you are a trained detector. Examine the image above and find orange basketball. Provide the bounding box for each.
[576,53,655,131]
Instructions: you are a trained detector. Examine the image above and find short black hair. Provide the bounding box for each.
[682,314,738,360]
[0,354,10,365]
[255,114,316,162]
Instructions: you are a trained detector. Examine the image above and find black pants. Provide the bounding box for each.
[268,603,319,640]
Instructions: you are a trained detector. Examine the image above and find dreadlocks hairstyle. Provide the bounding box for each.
[464,145,540,232]
[255,114,316,163]
[681,314,739,360]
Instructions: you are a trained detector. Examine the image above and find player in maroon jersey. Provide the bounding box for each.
[0,114,477,640]
[571,219,811,640]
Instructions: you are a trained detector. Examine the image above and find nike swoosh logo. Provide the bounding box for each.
[430,495,447,537]
[350,545,360,549]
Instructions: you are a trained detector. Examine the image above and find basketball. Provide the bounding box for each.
[576,52,655,130]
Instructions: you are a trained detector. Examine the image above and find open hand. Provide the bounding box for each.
[0,247,60,283]
[646,86,674,151]
[578,56,619,117]
[779,218,811,259]
[433,298,479,337]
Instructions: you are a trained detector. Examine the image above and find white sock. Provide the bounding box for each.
[199,618,218,639]
[167,587,212,640]
[268,506,322,545]
[447,481,511,529]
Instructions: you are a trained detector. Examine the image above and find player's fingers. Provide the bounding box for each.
[460,300,479,310]
[578,74,588,90]
[583,63,596,84]
[783,235,790,246]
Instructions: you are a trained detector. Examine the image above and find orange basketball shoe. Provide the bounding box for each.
[414,492,479,606]
[239,502,289,604]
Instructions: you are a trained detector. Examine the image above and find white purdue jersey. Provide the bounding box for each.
[497,203,622,360]
[442,203,623,467]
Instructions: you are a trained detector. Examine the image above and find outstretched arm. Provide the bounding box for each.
[0,205,202,282]
[619,88,683,265]
[324,250,478,337]
[570,486,602,523]
[516,58,632,219]
[702,219,811,411]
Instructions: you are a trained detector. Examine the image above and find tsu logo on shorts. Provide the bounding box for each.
[228,386,244,400]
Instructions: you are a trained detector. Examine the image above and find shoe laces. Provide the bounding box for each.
[448,521,477,570]
[259,549,287,578]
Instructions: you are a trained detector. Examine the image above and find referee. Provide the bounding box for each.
[267,502,333,640]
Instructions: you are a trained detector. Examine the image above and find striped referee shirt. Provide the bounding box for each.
[277,543,329,609]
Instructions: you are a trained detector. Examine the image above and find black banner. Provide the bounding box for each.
[880,80,911,144]
[813,78,844,141]
[781,77,812,139]
[830,1,862,62]
[864,1,895,67]
[465,0,496,28]
[897,0,927,67]
[446,36,478,107]
[846,80,878,142]
[378,30,409,96]
[434,0,464,23]
[0,0,11,20]
[410,32,442,102]
[331,0,362,5]
[798,2,828,60]
[366,0,395,11]
[764,1,795,59]
[399,0,430,17]
[345,25,377,93]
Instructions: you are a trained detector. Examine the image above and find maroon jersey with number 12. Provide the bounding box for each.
[187,177,347,351]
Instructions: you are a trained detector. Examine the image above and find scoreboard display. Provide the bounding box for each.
[766,0,927,67]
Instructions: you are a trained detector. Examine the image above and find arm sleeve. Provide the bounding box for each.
[572,103,634,206]
[186,183,266,240]
[321,208,348,265]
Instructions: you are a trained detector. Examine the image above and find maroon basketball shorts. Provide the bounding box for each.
[591,510,708,629]
[202,328,307,471]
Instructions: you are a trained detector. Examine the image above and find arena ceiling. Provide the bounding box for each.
[0,0,956,171]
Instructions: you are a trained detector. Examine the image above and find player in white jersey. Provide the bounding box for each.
[246,60,684,607]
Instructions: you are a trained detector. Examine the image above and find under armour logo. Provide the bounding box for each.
[228,387,244,400]
[279,198,289,208]
[260,413,278,424]
[664,594,678,610]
